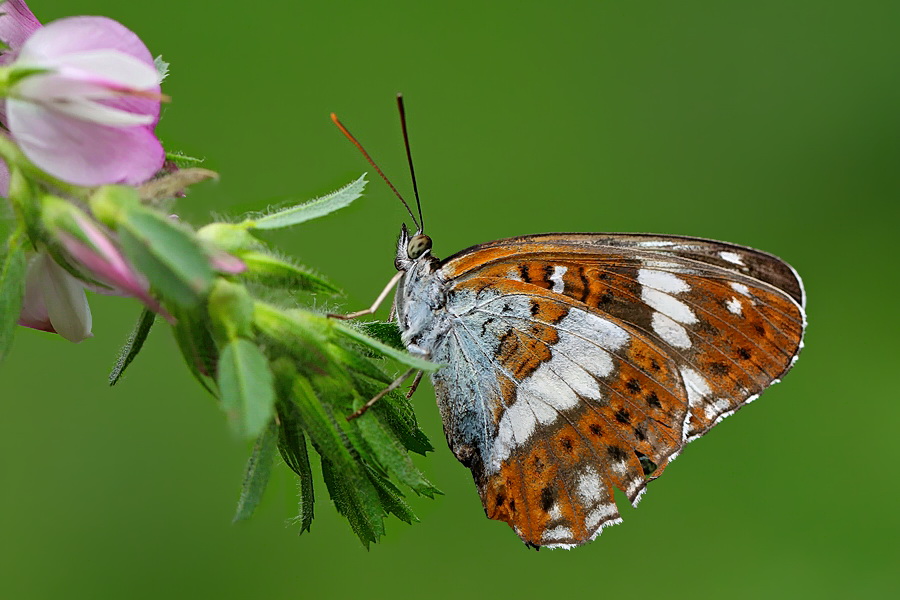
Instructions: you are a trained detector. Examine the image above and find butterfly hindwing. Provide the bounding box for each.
[429,233,805,547]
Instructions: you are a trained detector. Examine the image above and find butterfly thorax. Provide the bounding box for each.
[394,225,448,356]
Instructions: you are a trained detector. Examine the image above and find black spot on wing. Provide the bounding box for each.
[540,486,555,512]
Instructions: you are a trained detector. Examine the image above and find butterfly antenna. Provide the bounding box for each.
[331,112,420,231]
[396,94,424,233]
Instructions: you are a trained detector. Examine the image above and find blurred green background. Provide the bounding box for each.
[1,0,898,598]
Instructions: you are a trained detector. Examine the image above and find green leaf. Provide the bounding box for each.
[331,343,433,455]
[327,341,394,385]
[233,423,277,522]
[118,208,214,309]
[239,251,341,295]
[248,174,366,230]
[218,338,276,438]
[290,374,357,468]
[109,308,156,385]
[321,457,385,548]
[355,393,440,497]
[364,465,419,525]
[332,320,438,372]
[0,228,26,364]
[351,364,434,456]
[357,321,405,351]
[170,306,217,394]
[275,399,315,534]
[252,303,334,377]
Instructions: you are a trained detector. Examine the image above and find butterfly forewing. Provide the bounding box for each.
[431,233,805,548]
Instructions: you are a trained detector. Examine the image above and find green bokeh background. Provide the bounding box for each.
[2,1,897,598]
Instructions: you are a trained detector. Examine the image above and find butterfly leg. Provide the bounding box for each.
[405,370,424,399]
[346,367,416,421]
[327,271,404,320]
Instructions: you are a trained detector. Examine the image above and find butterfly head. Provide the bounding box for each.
[395,223,436,271]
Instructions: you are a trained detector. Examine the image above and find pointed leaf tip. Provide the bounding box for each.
[249,174,367,230]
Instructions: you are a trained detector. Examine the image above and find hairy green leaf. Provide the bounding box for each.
[239,251,341,295]
[248,174,366,230]
[233,423,277,522]
[364,465,419,525]
[355,394,440,497]
[290,374,357,469]
[332,320,438,372]
[351,370,434,454]
[218,338,276,438]
[164,150,204,168]
[109,308,156,385]
[275,399,315,534]
[358,321,404,351]
[321,457,385,548]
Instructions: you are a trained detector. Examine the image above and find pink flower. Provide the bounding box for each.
[0,1,40,65]
[1,9,165,186]
[18,251,93,342]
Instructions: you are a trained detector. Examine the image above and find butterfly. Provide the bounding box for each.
[331,99,806,549]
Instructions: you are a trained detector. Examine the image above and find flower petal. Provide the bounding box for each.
[31,253,93,342]
[53,49,160,89]
[18,253,54,332]
[0,0,41,63]
[0,159,9,196]
[16,16,161,124]
[6,97,164,185]
[42,262,92,342]
[17,16,154,66]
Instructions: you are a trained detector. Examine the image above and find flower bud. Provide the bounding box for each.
[197,222,259,254]
[89,185,141,228]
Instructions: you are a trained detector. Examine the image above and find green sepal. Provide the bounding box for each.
[233,422,277,522]
[217,338,276,439]
[109,308,156,385]
[246,174,366,230]
[0,227,26,364]
[117,208,214,309]
[238,251,341,295]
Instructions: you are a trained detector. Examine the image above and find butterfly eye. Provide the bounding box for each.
[407,234,432,259]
